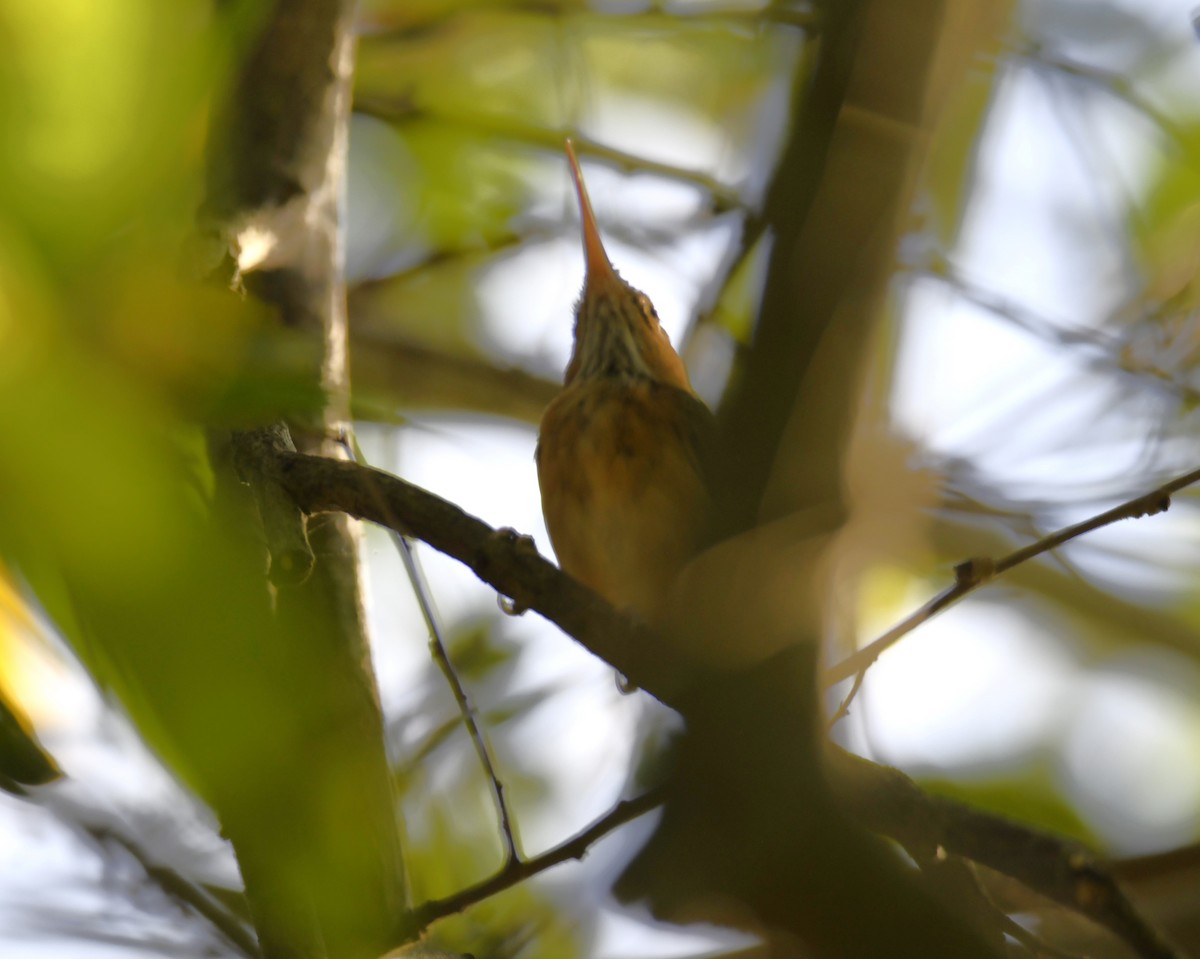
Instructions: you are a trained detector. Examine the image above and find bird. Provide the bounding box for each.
[536,141,714,623]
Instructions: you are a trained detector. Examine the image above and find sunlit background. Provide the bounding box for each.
[4,0,1200,955]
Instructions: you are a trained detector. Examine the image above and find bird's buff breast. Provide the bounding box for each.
[536,377,707,620]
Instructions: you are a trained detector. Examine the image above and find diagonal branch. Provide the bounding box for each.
[406,788,666,935]
[830,748,1183,959]
[824,464,1200,723]
[80,824,261,959]
[271,448,685,703]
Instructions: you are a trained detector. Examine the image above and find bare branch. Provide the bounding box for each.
[348,104,747,216]
[80,824,262,959]
[1014,44,1187,148]
[270,448,686,702]
[407,788,665,934]
[394,532,521,863]
[348,330,557,425]
[22,786,259,959]
[829,748,1185,959]
[923,264,1200,410]
[824,465,1200,706]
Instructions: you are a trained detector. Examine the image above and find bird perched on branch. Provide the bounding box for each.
[536,141,714,622]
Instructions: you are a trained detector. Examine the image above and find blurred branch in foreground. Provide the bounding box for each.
[350,330,557,423]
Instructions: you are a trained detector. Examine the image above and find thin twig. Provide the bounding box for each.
[341,434,520,863]
[1015,43,1187,149]
[926,847,1088,959]
[392,681,564,773]
[349,103,747,214]
[393,531,520,863]
[827,580,966,721]
[80,824,260,959]
[825,464,1200,716]
[405,787,665,935]
[997,913,1085,959]
[827,667,865,727]
[924,263,1200,410]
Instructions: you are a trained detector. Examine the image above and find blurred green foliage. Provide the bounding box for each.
[0,0,211,592]
[350,8,806,387]
[0,0,318,791]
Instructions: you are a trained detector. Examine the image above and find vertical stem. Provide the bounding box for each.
[203,3,409,956]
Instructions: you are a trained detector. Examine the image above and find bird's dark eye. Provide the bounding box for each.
[637,293,659,324]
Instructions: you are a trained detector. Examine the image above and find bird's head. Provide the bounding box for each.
[562,140,692,393]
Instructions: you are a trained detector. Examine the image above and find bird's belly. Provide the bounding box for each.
[537,383,707,620]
